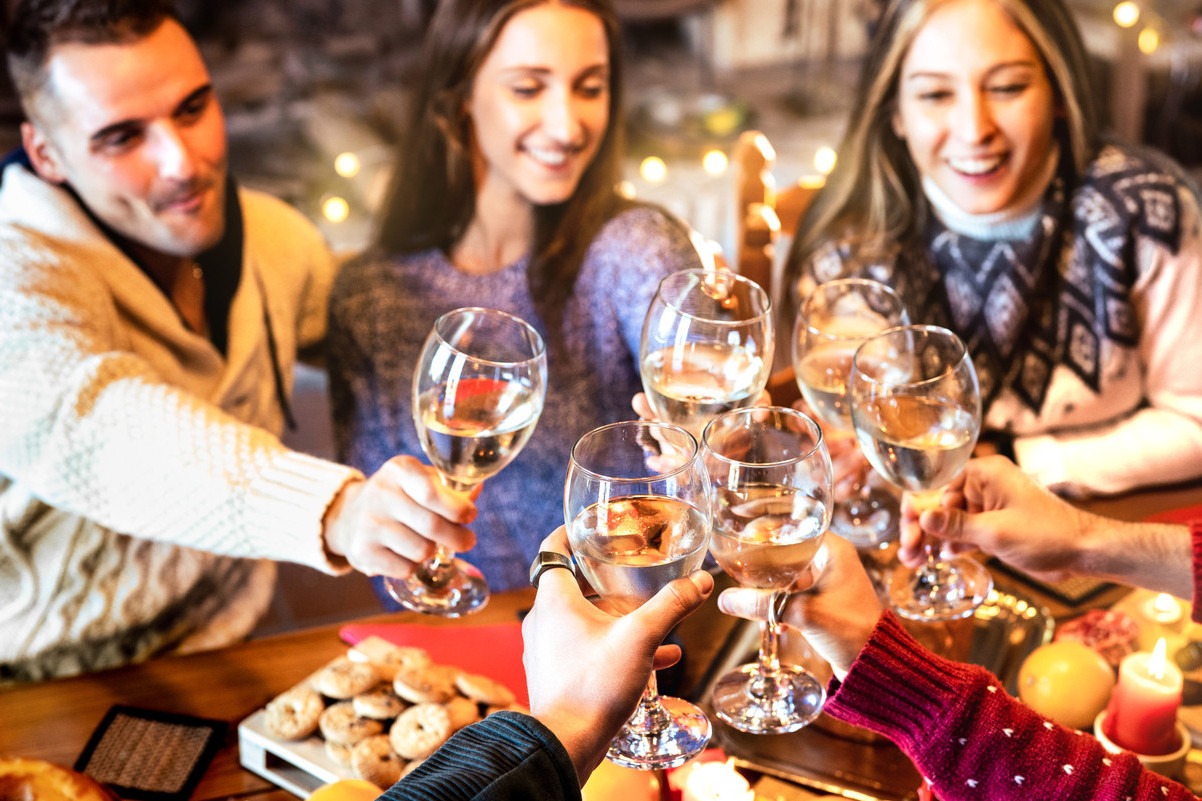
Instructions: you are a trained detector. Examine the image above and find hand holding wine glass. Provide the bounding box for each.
[639,268,773,439]
[384,307,547,617]
[849,325,992,621]
[565,420,713,769]
[702,406,833,733]
[793,277,908,549]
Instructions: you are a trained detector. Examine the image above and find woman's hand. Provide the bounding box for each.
[719,534,883,679]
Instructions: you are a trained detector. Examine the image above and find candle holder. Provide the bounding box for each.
[1093,710,1191,778]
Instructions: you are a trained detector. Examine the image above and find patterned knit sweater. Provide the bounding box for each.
[805,145,1202,497]
[0,163,359,682]
[327,205,700,592]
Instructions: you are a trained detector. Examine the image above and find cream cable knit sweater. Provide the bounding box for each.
[0,164,360,681]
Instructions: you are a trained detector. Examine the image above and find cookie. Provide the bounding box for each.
[389,703,452,760]
[350,637,432,682]
[455,672,516,707]
[353,684,407,720]
[315,656,380,699]
[351,735,404,788]
[319,700,385,747]
[324,738,354,767]
[393,663,458,704]
[443,696,480,731]
[265,684,324,740]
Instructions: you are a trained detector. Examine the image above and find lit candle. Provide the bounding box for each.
[1104,637,1183,755]
[1144,593,1183,625]
[682,759,755,801]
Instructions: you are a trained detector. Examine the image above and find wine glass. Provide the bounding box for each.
[848,325,993,621]
[384,307,547,617]
[640,268,773,439]
[701,406,833,733]
[793,277,908,550]
[565,420,712,769]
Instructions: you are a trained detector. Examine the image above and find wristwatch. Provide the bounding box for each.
[528,551,575,589]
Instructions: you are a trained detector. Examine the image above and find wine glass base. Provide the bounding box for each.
[383,563,489,618]
[888,559,993,622]
[606,696,712,770]
[830,491,898,551]
[711,663,826,734]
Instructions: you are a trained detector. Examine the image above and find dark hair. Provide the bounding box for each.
[6,0,179,112]
[782,0,1098,319]
[373,0,629,320]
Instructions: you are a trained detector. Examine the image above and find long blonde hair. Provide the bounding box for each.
[783,0,1097,316]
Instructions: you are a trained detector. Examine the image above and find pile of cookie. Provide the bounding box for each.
[263,636,525,788]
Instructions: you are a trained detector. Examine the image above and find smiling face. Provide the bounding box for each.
[465,2,610,210]
[21,18,228,260]
[892,0,1057,215]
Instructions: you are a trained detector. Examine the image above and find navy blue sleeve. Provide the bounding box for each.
[377,712,581,801]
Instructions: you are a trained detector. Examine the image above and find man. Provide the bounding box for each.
[0,0,474,682]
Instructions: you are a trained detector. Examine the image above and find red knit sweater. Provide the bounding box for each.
[822,521,1202,801]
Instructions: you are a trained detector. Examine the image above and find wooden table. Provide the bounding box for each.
[0,579,742,801]
[3,478,1201,800]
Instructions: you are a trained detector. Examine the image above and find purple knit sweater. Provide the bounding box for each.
[822,522,1202,801]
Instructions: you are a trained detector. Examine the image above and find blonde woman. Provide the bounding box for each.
[785,0,1202,498]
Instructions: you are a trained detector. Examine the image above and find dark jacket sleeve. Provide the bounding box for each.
[377,711,581,801]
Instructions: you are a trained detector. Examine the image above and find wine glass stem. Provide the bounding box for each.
[423,473,477,570]
[625,672,672,737]
[751,592,786,698]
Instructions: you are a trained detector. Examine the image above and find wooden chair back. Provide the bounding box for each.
[730,130,825,408]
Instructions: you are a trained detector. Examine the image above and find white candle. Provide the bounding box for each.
[682,760,755,801]
[1144,593,1183,625]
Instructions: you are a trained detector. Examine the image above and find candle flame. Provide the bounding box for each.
[1149,637,1168,681]
[1153,593,1176,615]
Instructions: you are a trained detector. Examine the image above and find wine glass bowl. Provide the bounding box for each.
[849,325,992,621]
[385,307,547,617]
[640,268,773,438]
[702,407,833,733]
[793,277,908,550]
[565,420,712,769]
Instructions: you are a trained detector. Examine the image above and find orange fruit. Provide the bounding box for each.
[1018,640,1115,729]
[307,780,381,801]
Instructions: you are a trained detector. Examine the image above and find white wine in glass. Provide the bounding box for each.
[385,307,547,617]
[793,277,908,549]
[849,325,992,621]
[640,269,773,438]
[565,420,712,770]
[703,407,833,733]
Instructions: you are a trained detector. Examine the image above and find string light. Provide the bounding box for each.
[322,195,350,223]
[814,146,838,175]
[1113,1,1140,28]
[640,156,668,183]
[702,149,728,175]
[334,152,361,178]
[1137,26,1160,54]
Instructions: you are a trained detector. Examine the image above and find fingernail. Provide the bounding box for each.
[924,509,947,532]
[691,570,714,595]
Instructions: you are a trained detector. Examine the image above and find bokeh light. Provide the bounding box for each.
[334,152,361,178]
[322,195,350,223]
[640,156,668,183]
[814,146,838,175]
[1113,1,1140,28]
[702,149,728,175]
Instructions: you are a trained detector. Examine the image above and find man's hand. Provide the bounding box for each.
[523,526,714,785]
[322,455,478,577]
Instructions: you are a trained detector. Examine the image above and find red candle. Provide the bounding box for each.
[1103,638,1183,755]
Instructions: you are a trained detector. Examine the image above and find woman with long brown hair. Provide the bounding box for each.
[327,0,701,598]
